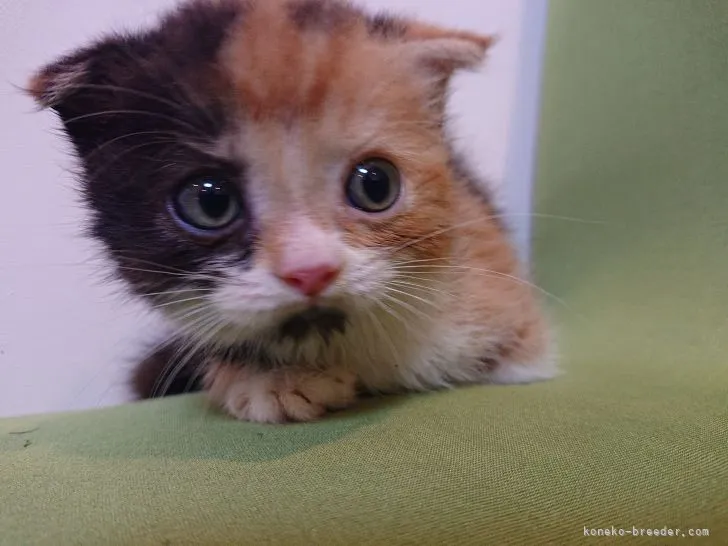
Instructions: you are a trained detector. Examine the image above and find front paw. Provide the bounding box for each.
[204,364,358,423]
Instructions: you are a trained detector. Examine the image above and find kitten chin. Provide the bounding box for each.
[31,0,556,424]
[277,307,348,343]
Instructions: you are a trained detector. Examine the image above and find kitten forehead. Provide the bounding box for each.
[214,0,491,122]
[220,1,407,121]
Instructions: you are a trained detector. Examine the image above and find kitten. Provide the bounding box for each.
[29,0,556,423]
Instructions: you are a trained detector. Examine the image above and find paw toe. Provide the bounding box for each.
[278,390,325,422]
[296,372,357,410]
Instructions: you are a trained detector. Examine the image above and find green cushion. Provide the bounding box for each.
[3,1,727,543]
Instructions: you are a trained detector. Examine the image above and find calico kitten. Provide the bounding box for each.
[29,0,556,423]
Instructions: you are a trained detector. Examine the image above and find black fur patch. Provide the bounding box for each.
[37,0,253,298]
[278,307,348,342]
[131,342,205,399]
[214,342,275,368]
[131,338,279,400]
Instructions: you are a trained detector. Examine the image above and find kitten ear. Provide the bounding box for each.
[27,51,94,109]
[393,23,495,115]
[26,36,153,156]
[401,24,495,74]
[26,34,147,113]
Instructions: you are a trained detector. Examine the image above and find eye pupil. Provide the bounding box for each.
[198,184,231,219]
[346,159,401,213]
[361,168,390,204]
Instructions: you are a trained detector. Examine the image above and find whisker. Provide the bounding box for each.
[388,279,456,299]
[62,109,199,134]
[381,292,433,325]
[389,265,570,310]
[163,315,227,396]
[150,295,210,310]
[362,293,409,329]
[502,212,607,225]
[364,303,405,366]
[84,130,200,162]
[183,355,214,396]
[85,139,202,182]
[145,314,208,396]
[152,311,219,397]
[139,288,216,298]
[164,303,215,325]
[392,257,455,267]
[391,213,605,254]
[57,83,207,129]
[112,255,215,277]
[116,266,218,283]
[391,217,496,254]
[384,285,444,312]
[392,273,452,287]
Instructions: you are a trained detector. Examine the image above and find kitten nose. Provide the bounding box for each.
[279,264,341,297]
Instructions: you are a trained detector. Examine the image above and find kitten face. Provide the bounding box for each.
[29,0,493,352]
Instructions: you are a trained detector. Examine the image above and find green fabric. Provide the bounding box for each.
[2,1,728,543]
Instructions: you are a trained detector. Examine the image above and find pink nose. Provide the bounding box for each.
[279,265,340,297]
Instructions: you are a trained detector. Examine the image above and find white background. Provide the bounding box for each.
[0,0,547,417]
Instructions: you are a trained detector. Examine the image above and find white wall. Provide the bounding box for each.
[0,0,547,417]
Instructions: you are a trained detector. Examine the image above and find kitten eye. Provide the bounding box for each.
[346,158,402,213]
[172,176,242,231]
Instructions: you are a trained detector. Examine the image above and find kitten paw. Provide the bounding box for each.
[205,364,358,423]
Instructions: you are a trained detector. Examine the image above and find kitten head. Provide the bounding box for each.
[29,0,494,350]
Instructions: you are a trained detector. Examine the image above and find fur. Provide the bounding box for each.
[30,0,556,423]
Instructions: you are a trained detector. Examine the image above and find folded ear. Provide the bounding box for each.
[402,23,495,73]
[27,31,154,116]
[28,49,95,110]
[25,36,157,158]
[393,23,495,115]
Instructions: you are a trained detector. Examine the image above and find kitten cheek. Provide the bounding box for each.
[337,249,394,297]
